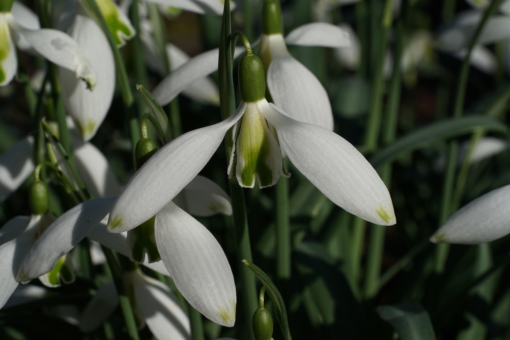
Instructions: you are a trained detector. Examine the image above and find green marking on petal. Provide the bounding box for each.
[77,119,97,139]
[217,300,236,324]
[95,0,135,47]
[376,206,393,224]
[432,232,448,243]
[128,216,161,263]
[47,257,66,286]
[0,16,12,84]
[109,214,124,230]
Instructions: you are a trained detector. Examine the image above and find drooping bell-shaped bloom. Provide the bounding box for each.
[0,1,95,88]
[107,52,395,240]
[81,271,191,340]
[431,184,510,244]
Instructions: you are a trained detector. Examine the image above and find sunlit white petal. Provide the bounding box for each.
[80,282,118,332]
[261,103,395,225]
[155,202,236,327]
[108,104,245,233]
[285,23,350,48]
[431,185,510,244]
[17,197,116,282]
[174,175,232,216]
[0,136,34,202]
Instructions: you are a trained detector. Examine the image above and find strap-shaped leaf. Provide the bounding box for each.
[377,303,435,340]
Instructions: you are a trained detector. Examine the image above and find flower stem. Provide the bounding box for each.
[189,307,205,340]
[243,0,254,41]
[276,161,290,279]
[434,0,503,274]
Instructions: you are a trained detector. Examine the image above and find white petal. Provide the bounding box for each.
[462,137,508,163]
[59,15,114,141]
[80,282,119,332]
[174,175,232,216]
[431,185,510,244]
[108,103,246,233]
[0,136,34,202]
[453,45,496,74]
[88,220,172,277]
[145,0,232,15]
[155,202,236,327]
[0,14,17,86]
[0,215,40,308]
[10,2,39,51]
[0,215,31,245]
[74,142,121,197]
[130,271,191,340]
[8,14,96,89]
[261,102,396,226]
[285,23,350,48]
[153,47,244,106]
[16,197,116,282]
[334,24,360,70]
[267,54,334,131]
[4,285,47,308]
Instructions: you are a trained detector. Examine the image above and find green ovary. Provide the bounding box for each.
[95,0,134,46]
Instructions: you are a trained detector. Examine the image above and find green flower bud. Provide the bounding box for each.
[239,54,266,103]
[262,0,283,35]
[29,180,50,216]
[135,137,158,170]
[0,0,14,12]
[253,307,274,340]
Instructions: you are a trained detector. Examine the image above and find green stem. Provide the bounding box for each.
[434,0,503,274]
[101,247,139,340]
[130,0,148,125]
[189,307,205,340]
[275,163,290,279]
[243,0,253,41]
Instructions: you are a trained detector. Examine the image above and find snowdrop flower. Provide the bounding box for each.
[81,271,190,340]
[107,50,395,252]
[0,0,95,88]
[122,0,235,16]
[431,184,510,244]
[17,175,236,327]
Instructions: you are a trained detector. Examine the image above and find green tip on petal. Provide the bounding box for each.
[376,206,394,224]
[431,233,448,244]
[95,0,135,47]
[217,300,236,326]
[109,214,124,230]
[77,119,97,139]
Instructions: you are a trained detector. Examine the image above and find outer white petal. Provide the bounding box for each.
[452,45,496,74]
[80,282,119,332]
[145,0,233,15]
[0,14,17,86]
[130,271,191,340]
[285,23,350,48]
[268,52,334,131]
[10,2,39,51]
[153,47,244,106]
[334,24,360,70]
[431,185,510,244]
[7,14,96,89]
[4,285,47,308]
[261,102,396,226]
[0,136,34,202]
[88,220,171,276]
[461,137,508,163]
[174,175,232,216]
[16,197,116,282]
[0,215,31,245]
[155,202,236,327]
[108,103,246,233]
[0,215,40,308]
[60,15,114,141]
[74,142,121,197]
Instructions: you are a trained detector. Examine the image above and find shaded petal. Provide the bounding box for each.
[153,47,244,106]
[453,45,496,74]
[285,23,350,48]
[174,175,232,216]
[108,103,246,233]
[7,14,96,89]
[88,220,171,277]
[145,0,232,15]
[267,55,334,131]
[431,185,510,244]
[10,2,39,51]
[17,197,116,282]
[0,14,17,86]
[80,282,119,332]
[0,215,40,308]
[0,136,34,202]
[4,285,47,308]
[334,24,360,70]
[130,270,191,340]
[60,15,115,141]
[74,142,122,197]
[155,202,236,327]
[461,136,507,163]
[0,215,31,245]
[261,102,396,226]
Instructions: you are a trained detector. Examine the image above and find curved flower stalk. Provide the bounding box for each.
[108,52,395,243]
[0,1,96,88]
[17,176,236,327]
[81,271,191,340]
[431,184,510,244]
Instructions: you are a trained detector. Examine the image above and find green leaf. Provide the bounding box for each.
[243,260,291,340]
[136,85,172,144]
[377,303,436,340]
[370,116,508,167]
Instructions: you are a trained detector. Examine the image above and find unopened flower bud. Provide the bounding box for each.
[239,54,266,103]
[29,180,50,216]
[135,137,158,170]
[252,306,273,340]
